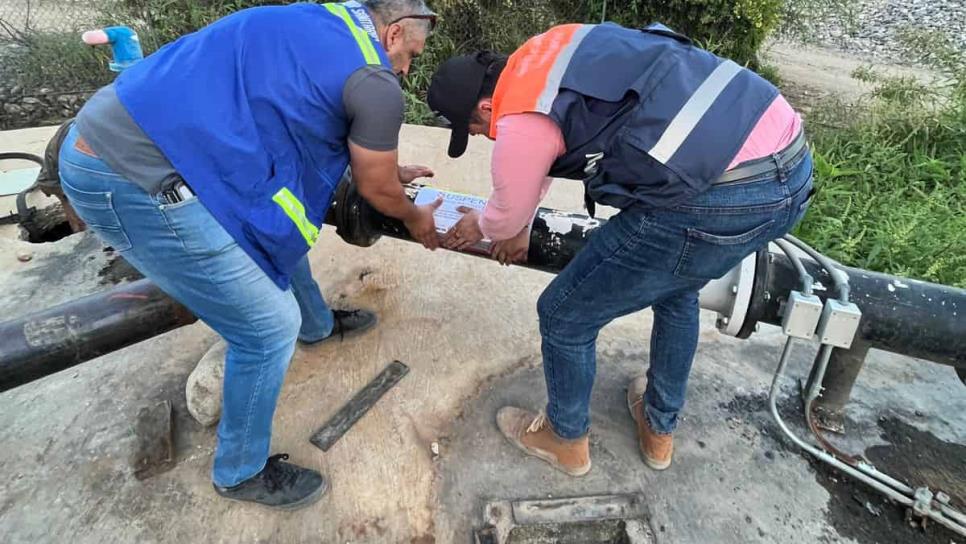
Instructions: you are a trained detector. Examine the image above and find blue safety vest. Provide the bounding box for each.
[493,23,779,212]
[115,2,392,288]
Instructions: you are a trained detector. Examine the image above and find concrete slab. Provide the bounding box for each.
[0,124,963,544]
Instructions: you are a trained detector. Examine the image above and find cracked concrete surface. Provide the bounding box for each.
[0,124,963,543]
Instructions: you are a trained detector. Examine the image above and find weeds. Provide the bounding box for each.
[795,31,966,287]
[1,31,113,92]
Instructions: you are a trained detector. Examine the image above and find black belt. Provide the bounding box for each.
[583,130,809,217]
[713,129,808,185]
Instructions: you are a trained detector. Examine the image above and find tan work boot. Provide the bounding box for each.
[626,377,673,470]
[496,407,591,477]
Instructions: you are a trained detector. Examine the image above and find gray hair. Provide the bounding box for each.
[361,0,435,35]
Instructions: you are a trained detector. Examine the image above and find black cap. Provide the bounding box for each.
[427,53,490,158]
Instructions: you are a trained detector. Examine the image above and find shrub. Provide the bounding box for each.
[576,0,783,66]
[405,0,783,121]
[1,0,786,124]
[113,0,273,49]
[1,31,114,92]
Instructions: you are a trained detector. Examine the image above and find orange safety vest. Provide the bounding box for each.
[484,22,781,212]
[488,24,590,138]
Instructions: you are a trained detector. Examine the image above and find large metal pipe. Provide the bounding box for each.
[330,179,966,369]
[326,180,604,272]
[2,179,964,391]
[0,279,197,391]
[759,253,964,368]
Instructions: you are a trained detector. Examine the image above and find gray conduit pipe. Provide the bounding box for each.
[785,233,851,303]
[768,338,966,536]
[774,239,912,488]
[772,238,813,296]
[770,240,965,536]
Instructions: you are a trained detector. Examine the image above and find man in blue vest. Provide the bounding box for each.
[59,1,440,509]
[428,23,812,476]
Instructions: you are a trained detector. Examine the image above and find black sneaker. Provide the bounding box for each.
[299,308,378,345]
[213,453,327,510]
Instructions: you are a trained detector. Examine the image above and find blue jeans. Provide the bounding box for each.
[539,151,814,438]
[59,126,334,487]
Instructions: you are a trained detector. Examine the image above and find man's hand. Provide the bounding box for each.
[404,197,444,250]
[442,207,484,250]
[491,227,530,266]
[350,143,439,251]
[398,164,434,184]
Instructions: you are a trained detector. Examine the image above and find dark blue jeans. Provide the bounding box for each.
[539,151,813,438]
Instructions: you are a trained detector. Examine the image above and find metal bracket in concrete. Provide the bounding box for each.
[476,493,653,544]
[310,360,409,451]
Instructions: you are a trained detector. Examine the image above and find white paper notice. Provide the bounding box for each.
[413,187,487,233]
[414,187,491,252]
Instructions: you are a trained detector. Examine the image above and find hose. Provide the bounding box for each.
[1,152,45,232]
[0,152,44,165]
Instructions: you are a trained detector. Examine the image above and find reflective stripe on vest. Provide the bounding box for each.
[648,59,743,164]
[268,3,379,249]
[487,24,590,137]
[491,25,746,165]
[535,25,593,112]
[324,3,381,65]
[273,187,320,247]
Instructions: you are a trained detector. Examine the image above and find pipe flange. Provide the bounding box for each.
[737,249,772,339]
[332,173,380,247]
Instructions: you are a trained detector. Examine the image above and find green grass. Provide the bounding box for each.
[794,47,966,287]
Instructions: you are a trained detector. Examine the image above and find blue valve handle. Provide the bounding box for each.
[102,26,144,72]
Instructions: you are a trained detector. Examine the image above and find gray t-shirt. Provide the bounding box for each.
[75,65,404,195]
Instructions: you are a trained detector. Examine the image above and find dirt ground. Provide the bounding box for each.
[1,121,964,543]
[2,35,966,543]
[762,41,941,113]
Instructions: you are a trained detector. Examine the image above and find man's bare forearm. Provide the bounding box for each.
[349,142,419,222]
[358,181,419,222]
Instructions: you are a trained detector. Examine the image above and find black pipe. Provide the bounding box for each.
[3,179,964,391]
[330,179,966,369]
[325,179,603,273]
[0,279,197,391]
[759,253,965,368]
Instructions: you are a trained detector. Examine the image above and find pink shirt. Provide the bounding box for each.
[479,95,802,241]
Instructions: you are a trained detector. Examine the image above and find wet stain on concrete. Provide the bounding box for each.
[811,417,964,544]
[723,393,965,543]
[97,249,142,285]
[868,417,965,506]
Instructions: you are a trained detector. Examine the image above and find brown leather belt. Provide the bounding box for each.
[73,135,99,158]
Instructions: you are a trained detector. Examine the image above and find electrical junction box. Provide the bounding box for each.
[782,291,823,339]
[817,299,862,349]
